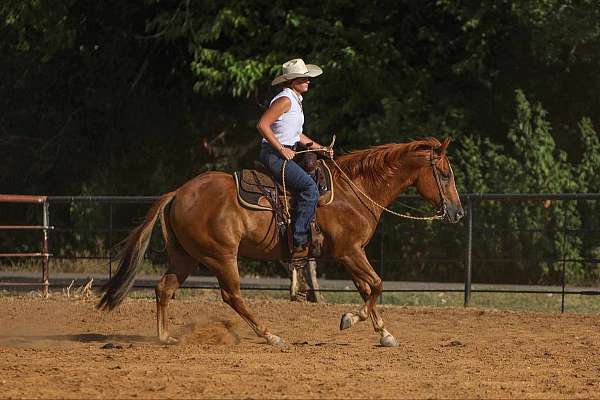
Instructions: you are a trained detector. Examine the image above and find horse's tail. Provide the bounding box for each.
[97,191,176,311]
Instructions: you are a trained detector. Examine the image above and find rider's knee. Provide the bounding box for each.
[306,181,319,202]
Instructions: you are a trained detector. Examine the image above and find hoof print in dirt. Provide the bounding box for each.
[101,342,123,349]
[442,340,464,348]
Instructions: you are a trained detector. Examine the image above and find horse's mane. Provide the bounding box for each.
[332,137,441,189]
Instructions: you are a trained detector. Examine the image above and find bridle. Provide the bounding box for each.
[429,148,451,220]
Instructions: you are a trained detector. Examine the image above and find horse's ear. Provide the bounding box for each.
[439,137,452,154]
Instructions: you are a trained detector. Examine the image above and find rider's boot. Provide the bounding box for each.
[291,241,309,260]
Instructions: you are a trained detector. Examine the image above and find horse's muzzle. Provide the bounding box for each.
[442,204,464,224]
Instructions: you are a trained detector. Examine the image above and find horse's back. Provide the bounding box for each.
[178,171,235,201]
[174,170,239,219]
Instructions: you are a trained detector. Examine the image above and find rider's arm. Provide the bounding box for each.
[299,133,322,149]
[299,133,334,159]
[257,97,295,160]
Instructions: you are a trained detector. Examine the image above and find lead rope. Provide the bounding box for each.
[281,147,441,222]
[281,159,291,224]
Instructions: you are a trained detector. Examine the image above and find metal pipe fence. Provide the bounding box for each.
[0,195,51,296]
[1,193,599,312]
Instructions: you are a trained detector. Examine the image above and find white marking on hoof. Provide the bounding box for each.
[380,333,398,347]
[340,313,356,330]
[266,333,285,347]
[160,336,179,345]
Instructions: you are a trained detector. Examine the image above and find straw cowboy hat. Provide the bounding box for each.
[271,58,323,86]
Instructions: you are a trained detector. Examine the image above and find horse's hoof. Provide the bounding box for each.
[160,336,178,345]
[340,313,354,330]
[266,334,285,347]
[380,334,398,347]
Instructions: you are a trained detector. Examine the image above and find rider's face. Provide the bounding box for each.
[291,77,310,94]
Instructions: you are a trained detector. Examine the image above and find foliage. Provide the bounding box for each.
[450,92,592,284]
[574,118,600,283]
[1,1,600,284]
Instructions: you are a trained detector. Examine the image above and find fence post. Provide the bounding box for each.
[42,200,50,298]
[305,258,324,302]
[379,216,384,304]
[560,205,568,313]
[108,203,113,279]
[464,196,473,307]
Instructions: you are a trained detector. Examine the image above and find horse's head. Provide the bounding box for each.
[414,138,464,223]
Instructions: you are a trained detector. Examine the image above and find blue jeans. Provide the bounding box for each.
[259,143,318,247]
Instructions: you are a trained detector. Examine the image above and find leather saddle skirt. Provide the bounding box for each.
[234,160,334,211]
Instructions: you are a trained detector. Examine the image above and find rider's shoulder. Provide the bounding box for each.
[270,95,291,109]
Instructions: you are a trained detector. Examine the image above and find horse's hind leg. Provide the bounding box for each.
[155,244,197,344]
[205,257,285,346]
[338,250,398,347]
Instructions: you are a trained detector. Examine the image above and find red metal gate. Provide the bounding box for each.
[0,194,51,296]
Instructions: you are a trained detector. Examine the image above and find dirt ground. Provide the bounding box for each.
[1,294,600,399]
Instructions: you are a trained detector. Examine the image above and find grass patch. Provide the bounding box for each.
[127,288,292,302]
[2,270,599,314]
[1,258,281,277]
[470,291,600,314]
[121,288,600,314]
[369,291,600,314]
[0,258,165,275]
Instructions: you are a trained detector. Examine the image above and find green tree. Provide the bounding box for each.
[574,118,600,282]
[2,1,600,284]
[454,91,584,284]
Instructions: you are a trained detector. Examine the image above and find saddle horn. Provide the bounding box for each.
[329,134,336,149]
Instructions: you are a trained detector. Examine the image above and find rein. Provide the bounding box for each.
[429,149,450,219]
[281,145,443,222]
[329,156,442,221]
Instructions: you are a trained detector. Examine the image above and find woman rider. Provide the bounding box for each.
[256,58,333,259]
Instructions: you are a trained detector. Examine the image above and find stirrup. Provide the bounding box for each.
[289,243,309,261]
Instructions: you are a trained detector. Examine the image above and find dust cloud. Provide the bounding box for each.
[177,317,241,345]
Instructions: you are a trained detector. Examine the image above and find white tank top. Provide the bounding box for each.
[263,88,304,146]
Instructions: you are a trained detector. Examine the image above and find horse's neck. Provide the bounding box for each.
[345,168,414,215]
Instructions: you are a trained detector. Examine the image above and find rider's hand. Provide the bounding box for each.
[325,146,334,159]
[279,146,295,160]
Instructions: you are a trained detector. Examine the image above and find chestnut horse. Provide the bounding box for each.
[98,137,463,347]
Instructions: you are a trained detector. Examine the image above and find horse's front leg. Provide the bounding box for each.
[338,252,398,347]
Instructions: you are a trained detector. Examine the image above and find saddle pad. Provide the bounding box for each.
[240,169,283,196]
[235,160,334,211]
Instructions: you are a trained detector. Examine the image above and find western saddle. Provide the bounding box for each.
[233,143,334,259]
